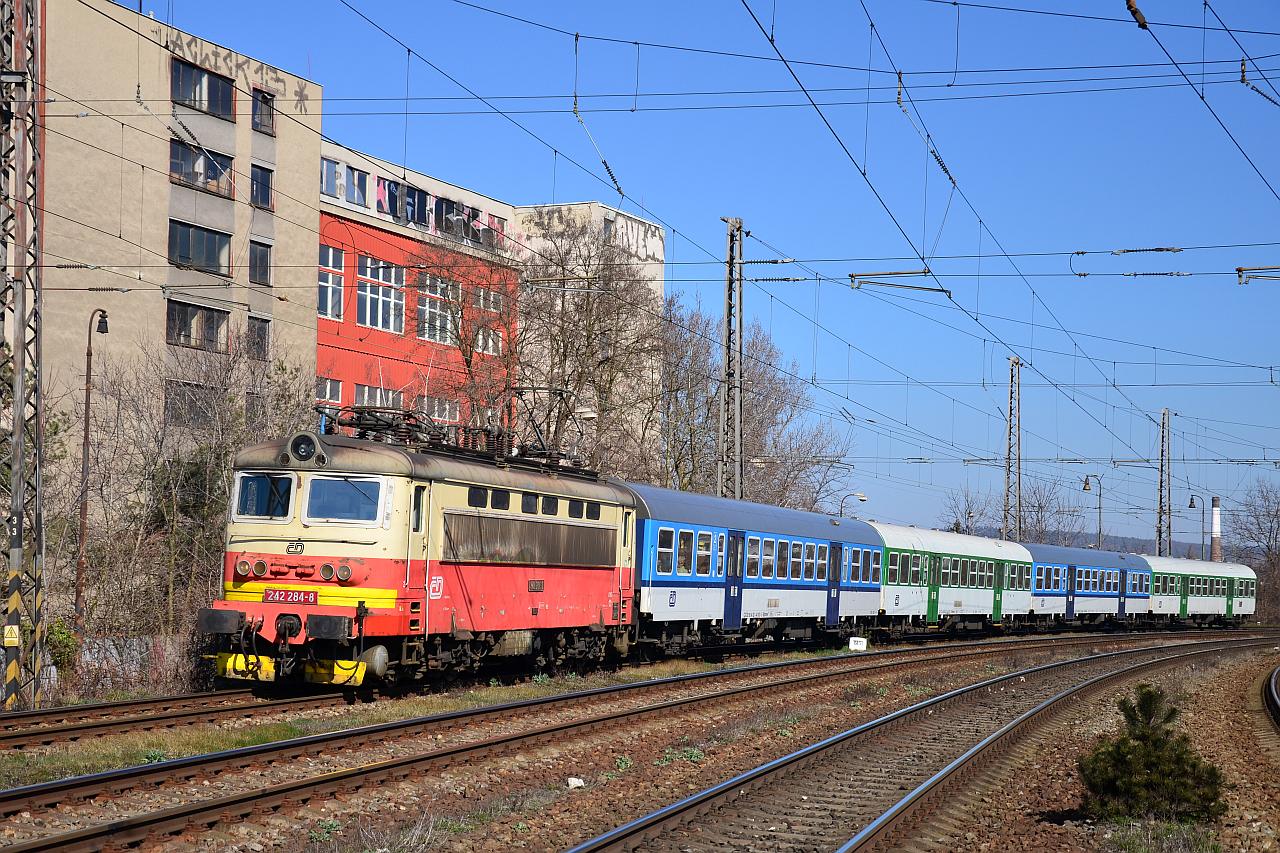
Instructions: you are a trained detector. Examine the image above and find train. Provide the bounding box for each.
[198,412,1258,688]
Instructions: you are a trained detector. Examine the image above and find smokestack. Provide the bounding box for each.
[1211,496,1222,562]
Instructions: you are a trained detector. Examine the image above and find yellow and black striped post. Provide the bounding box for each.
[3,566,21,710]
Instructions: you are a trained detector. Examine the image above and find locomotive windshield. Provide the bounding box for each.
[233,472,295,520]
[305,475,383,523]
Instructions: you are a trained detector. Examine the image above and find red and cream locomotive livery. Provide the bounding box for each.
[199,418,636,687]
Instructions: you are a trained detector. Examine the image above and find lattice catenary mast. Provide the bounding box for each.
[717,217,744,501]
[1002,356,1021,541]
[2,0,45,710]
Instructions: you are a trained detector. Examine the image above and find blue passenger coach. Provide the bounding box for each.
[1021,543,1151,622]
[627,483,882,644]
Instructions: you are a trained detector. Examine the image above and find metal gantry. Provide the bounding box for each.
[2,0,45,710]
[717,217,744,501]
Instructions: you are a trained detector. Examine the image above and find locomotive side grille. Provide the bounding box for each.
[442,512,616,567]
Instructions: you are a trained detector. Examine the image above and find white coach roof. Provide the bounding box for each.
[867,522,1034,563]
[1141,555,1256,579]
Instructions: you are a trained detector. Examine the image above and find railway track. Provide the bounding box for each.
[0,628,1231,751]
[1265,661,1280,730]
[0,691,351,750]
[0,631,1250,851]
[570,636,1272,853]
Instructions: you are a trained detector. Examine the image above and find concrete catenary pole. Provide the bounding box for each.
[1210,496,1222,562]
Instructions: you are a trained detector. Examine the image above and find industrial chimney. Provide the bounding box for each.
[1210,496,1222,562]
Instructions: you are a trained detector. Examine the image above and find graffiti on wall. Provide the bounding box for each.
[156,26,313,113]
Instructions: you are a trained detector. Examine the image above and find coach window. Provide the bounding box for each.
[696,532,713,576]
[467,486,487,508]
[911,554,921,586]
[817,544,828,581]
[776,541,789,579]
[717,533,726,576]
[870,550,881,584]
[960,558,970,587]
[411,485,426,532]
[849,549,861,583]
[586,502,601,520]
[491,489,510,511]
[763,539,776,579]
[542,495,559,515]
[800,543,814,580]
[675,530,694,575]
[791,543,803,579]
[568,499,584,519]
[656,528,674,574]
[745,536,760,578]
[888,552,900,585]
[521,493,538,513]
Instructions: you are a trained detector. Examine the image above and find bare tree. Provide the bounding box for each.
[1228,477,1280,621]
[44,328,314,694]
[515,206,667,477]
[653,295,853,512]
[1020,479,1085,546]
[940,485,998,535]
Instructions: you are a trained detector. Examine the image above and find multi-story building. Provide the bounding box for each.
[41,0,321,420]
[315,142,519,428]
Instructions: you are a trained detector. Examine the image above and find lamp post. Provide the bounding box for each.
[838,492,868,517]
[1082,474,1103,550]
[74,309,109,636]
[1188,494,1205,561]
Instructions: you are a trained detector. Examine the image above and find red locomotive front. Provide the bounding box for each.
[199,426,637,687]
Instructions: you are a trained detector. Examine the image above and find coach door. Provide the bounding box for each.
[1065,565,1077,620]
[1226,578,1235,617]
[1117,567,1127,618]
[1179,576,1189,618]
[926,554,941,623]
[826,543,842,626]
[992,560,1005,624]
[724,531,745,631]
[408,483,430,636]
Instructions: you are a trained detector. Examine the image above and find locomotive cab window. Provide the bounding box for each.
[233,472,295,520]
[491,489,510,511]
[656,528,674,574]
[304,475,382,525]
[522,493,538,513]
[569,499,584,519]
[411,485,426,532]
[467,486,487,508]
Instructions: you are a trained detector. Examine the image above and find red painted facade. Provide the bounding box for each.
[316,211,518,425]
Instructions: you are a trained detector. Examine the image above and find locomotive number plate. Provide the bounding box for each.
[263,588,318,605]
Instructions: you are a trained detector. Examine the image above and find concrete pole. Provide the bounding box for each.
[1211,496,1222,562]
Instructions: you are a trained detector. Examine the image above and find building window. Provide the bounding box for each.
[404,185,429,226]
[318,245,344,320]
[171,58,233,120]
[164,379,220,427]
[320,158,340,197]
[417,396,460,423]
[168,220,231,275]
[376,177,402,217]
[169,140,233,197]
[355,383,402,408]
[485,214,507,249]
[316,376,342,402]
[246,317,269,361]
[249,241,271,285]
[474,326,502,356]
[356,256,405,333]
[251,89,275,134]
[474,287,504,313]
[416,277,458,345]
[250,164,273,209]
[166,300,228,352]
[346,167,368,206]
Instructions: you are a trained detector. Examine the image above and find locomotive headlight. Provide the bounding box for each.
[290,434,317,462]
[235,560,251,577]
[252,560,268,577]
[320,563,335,580]
[336,564,352,582]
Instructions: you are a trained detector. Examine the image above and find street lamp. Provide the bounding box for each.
[1082,474,1104,550]
[838,492,868,517]
[74,308,109,636]
[1188,494,1205,561]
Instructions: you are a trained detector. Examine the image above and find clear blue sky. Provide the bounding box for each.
[143,0,1280,543]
